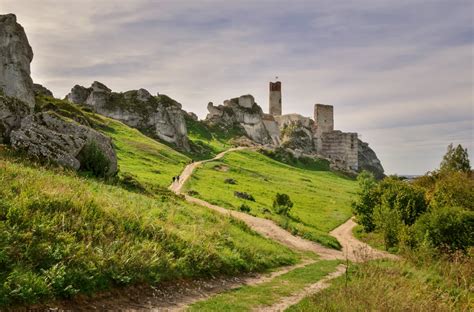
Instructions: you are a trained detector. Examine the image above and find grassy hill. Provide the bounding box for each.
[0,97,300,307]
[182,150,358,249]
[185,116,244,160]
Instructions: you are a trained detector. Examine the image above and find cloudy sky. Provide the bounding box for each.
[2,0,473,174]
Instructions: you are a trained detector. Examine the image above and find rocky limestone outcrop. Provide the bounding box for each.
[275,114,315,154]
[0,14,35,110]
[66,81,190,151]
[10,111,117,176]
[358,139,385,179]
[0,93,30,143]
[206,95,279,145]
[33,83,54,97]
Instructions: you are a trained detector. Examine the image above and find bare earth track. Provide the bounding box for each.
[36,148,394,311]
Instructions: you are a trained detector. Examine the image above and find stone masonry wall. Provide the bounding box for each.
[320,130,358,170]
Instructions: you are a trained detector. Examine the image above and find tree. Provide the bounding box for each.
[440,143,471,173]
[352,171,380,232]
[273,193,293,216]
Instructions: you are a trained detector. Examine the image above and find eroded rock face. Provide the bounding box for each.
[206,95,277,145]
[0,93,30,143]
[33,83,53,97]
[66,82,190,151]
[0,14,35,110]
[358,139,385,179]
[10,111,117,176]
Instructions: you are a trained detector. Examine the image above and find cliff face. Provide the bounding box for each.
[66,82,190,151]
[358,139,385,179]
[206,95,279,145]
[0,14,35,109]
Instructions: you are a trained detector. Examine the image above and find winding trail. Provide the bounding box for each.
[34,148,395,312]
[164,147,396,311]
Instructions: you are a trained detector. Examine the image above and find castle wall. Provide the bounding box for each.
[314,104,334,133]
[320,130,358,171]
[274,114,313,129]
[269,81,282,116]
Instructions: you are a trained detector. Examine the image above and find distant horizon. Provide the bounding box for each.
[2,0,473,175]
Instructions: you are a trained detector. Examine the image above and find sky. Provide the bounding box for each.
[2,0,473,175]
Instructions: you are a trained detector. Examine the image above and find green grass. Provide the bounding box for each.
[286,257,472,311]
[98,116,190,187]
[185,116,245,159]
[352,225,388,252]
[0,150,299,306]
[183,150,357,249]
[188,260,340,311]
[35,95,190,188]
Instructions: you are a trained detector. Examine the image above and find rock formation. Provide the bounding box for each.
[66,82,190,151]
[206,95,280,145]
[0,93,30,143]
[358,139,385,179]
[33,83,54,97]
[0,14,35,110]
[0,14,118,176]
[11,112,117,176]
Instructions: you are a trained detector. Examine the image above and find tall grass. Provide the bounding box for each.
[287,252,473,311]
[0,152,298,306]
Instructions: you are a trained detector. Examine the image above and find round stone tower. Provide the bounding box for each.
[269,81,282,116]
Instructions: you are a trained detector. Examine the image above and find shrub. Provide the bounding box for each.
[352,171,379,231]
[224,178,237,185]
[378,177,427,226]
[374,203,402,250]
[78,141,111,178]
[272,193,293,216]
[431,171,474,210]
[234,191,255,201]
[439,143,471,173]
[414,206,474,252]
[239,204,251,213]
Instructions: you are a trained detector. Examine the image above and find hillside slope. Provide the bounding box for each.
[183,150,357,248]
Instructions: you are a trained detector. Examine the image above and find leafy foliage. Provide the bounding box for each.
[352,171,379,231]
[272,193,294,216]
[78,141,112,178]
[440,143,471,173]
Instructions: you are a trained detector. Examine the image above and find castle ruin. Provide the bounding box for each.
[269,81,359,171]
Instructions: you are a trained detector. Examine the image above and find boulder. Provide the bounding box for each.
[10,111,118,176]
[0,14,35,110]
[0,93,30,143]
[33,83,54,97]
[66,82,190,151]
[358,139,385,179]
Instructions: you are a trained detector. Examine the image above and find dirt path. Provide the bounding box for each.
[255,264,347,312]
[30,148,394,311]
[330,217,398,262]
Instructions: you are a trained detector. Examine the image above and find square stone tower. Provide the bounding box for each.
[314,104,334,133]
[269,81,282,116]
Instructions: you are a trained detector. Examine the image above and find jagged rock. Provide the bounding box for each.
[10,111,117,176]
[206,95,278,145]
[66,81,190,151]
[0,14,35,110]
[358,139,385,179]
[187,111,198,121]
[0,93,30,143]
[280,121,315,154]
[66,85,91,104]
[33,83,53,97]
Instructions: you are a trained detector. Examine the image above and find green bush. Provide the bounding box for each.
[78,141,111,178]
[352,171,379,231]
[272,193,293,216]
[239,204,251,213]
[431,172,474,210]
[378,177,427,226]
[414,206,474,252]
